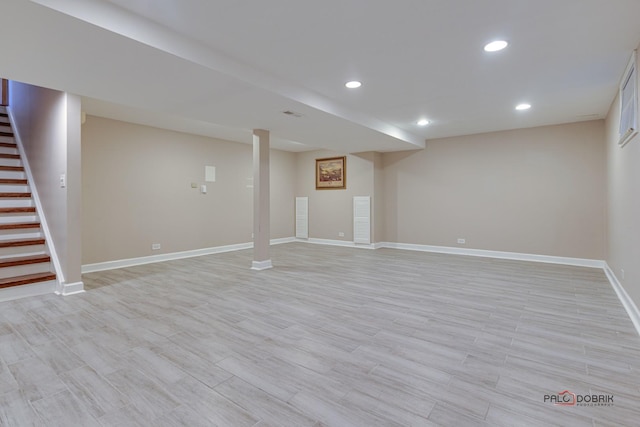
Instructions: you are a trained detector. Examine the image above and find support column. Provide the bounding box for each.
[251,129,272,270]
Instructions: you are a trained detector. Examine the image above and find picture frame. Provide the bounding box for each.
[315,156,346,189]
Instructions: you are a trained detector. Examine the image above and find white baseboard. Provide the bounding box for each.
[82,242,253,273]
[604,264,640,337]
[379,242,606,269]
[82,238,295,273]
[302,238,377,250]
[0,280,56,303]
[56,281,85,296]
[271,237,297,245]
[251,260,273,270]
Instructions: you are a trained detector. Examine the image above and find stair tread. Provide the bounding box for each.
[0,193,31,198]
[0,207,36,213]
[0,254,50,268]
[0,222,40,230]
[0,166,24,171]
[0,272,56,289]
[0,154,20,159]
[0,238,45,248]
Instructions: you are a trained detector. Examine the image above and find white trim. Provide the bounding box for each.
[82,242,253,273]
[56,281,85,296]
[604,264,640,337]
[270,237,296,245]
[251,260,273,270]
[0,280,56,303]
[379,242,605,268]
[303,238,377,250]
[296,238,604,267]
[7,108,64,286]
[82,238,295,273]
[82,236,605,274]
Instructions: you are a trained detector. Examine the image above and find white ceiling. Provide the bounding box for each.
[1,0,640,153]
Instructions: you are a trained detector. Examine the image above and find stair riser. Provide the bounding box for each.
[0,197,34,208]
[0,229,41,237]
[0,232,43,241]
[0,185,30,193]
[0,159,22,167]
[0,136,15,144]
[0,280,56,302]
[0,215,39,224]
[0,261,51,280]
[0,171,25,180]
[0,244,45,256]
[0,146,18,155]
[0,199,33,208]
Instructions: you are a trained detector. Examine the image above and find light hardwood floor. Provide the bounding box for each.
[1,243,639,426]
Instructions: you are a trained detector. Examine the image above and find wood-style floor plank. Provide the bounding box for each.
[0,242,639,426]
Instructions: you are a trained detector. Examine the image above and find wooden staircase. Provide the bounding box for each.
[0,107,56,292]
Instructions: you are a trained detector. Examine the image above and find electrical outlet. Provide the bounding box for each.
[251,233,254,238]
[338,232,345,237]
[457,238,466,244]
[621,269,625,279]
[151,243,161,250]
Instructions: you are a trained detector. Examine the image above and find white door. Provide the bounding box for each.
[353,196,371,244]
[295,197,309,239]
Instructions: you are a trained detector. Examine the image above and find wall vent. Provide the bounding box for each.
[282,110,303,118]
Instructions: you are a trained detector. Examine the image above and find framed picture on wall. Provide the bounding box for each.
[316,156,346,189]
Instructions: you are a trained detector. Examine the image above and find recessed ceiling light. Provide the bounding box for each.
[484,40,508,52]
[515,103,531,110]
[345,81,362,89]
[417,119,430,126]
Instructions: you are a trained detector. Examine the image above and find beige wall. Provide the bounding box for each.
[81,116,295,264]
[383,121,606,259]
[295,150,379,242]
[83,112,610,266]
[9,81,83,285]
[605,45,640,308]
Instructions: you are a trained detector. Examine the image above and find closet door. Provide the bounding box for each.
[353,196,371,244]
[295,197,308,239]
